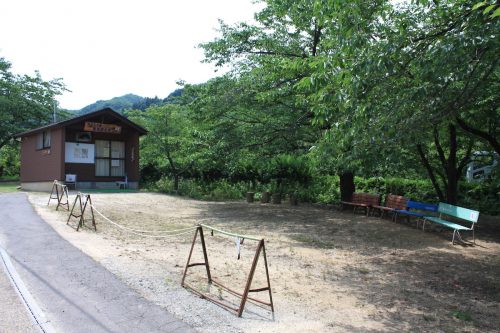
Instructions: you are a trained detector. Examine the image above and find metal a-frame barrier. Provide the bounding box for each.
[181,224,274,317]
[67,192,96,231]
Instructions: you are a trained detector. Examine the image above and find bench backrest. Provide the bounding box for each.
[384,194,408,210]
[406,200,438,212]
[352,193,381,205]
[438,202,479,223]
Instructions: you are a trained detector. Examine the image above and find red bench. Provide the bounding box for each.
[371,194,408,218]
[341,193,381,216]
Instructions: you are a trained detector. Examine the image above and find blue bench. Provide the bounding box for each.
[393,200,439,227]
[423,203,479,244]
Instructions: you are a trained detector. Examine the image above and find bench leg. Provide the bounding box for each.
[452,229,469,245]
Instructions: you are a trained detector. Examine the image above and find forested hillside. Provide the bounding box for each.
[76,94,148,114]
[74,89,184,114]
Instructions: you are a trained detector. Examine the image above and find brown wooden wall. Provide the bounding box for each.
[64,122,140,182]
[20,128,64,182]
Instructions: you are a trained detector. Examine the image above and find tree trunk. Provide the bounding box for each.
[445,124,458,205]
[339,172,355,202]
[416,143,446,202]
[416,124,470,205]
[174,174,179,192]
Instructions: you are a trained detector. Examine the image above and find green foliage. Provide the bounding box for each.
[147,173,498,215]
[0,143,20,178]
[128,104,202,190]
[460,170,500,215]
[472,1,500,18]
[200,0,499,205]
[354,177,439,203]
[263,154,312,192]
[154,177,245,201]
[0,56,66,150]
[451,309,473,322]
[295,175,340,204]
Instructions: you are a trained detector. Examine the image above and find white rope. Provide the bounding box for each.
[200,224,261,241]
[90,206,197,238]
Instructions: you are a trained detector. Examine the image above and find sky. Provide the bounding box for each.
[0,0,262,110]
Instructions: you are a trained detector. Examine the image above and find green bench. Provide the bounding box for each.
[423,202,479,244]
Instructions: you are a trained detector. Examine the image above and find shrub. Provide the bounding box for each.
[154,177,245,201]
[150,175,498,215]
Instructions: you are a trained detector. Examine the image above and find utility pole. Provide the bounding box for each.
[53,100,57,123]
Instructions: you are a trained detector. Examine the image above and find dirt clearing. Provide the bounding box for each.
[29,192,500,333]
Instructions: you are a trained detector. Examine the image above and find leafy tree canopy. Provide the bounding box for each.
[0,57,66,150]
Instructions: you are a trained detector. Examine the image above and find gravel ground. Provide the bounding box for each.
[29,191,500,333]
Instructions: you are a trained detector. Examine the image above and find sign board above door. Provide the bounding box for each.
[84,122,122,134]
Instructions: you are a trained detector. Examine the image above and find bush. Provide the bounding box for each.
[153,177,246,201]
[149,175,498,215]
[0,144,20,178]
[459,178,500,215]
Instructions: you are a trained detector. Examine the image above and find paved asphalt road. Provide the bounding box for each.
[0,193,195,333]
[0,258,39,333]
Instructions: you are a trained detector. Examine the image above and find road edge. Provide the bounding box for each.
[0,247,56,333]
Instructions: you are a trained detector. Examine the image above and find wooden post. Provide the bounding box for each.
[68,193,96,231]
[237,239,274,317]
[48,180,69,211]
[182,226,211,286]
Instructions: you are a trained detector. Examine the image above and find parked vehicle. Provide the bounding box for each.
[466,152,498,182]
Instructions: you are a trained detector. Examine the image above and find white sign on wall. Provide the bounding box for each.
[65,142,95,164]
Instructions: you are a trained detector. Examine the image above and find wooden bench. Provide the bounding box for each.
[423,203,479,244]
[371,194,408,218]
[393,200,439,227]
[341,193,381,216]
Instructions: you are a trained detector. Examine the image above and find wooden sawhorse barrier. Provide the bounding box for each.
[47,180,70,211]
[181,224,274,317]
[67,192,96,231]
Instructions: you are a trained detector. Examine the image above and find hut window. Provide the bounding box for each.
[95,140,125,176]
[36,131,51,150]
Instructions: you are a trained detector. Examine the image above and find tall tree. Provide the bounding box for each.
[0,57,66,149]
[201,0,387,198]
[303,0,499,203]
[127,104,199,191]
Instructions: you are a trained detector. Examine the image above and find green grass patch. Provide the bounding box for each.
[451,310,473,322]
[0,183,20,193]
[81,188,138,194]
